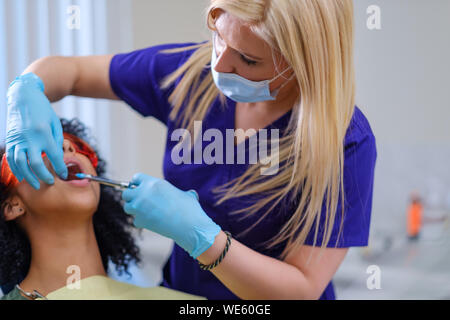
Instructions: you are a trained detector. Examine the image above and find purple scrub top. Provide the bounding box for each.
[109,42,377,300]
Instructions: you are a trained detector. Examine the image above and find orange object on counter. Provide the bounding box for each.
[407,200,423,237]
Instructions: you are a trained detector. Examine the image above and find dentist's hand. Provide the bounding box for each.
[5,72,68,190]
[122,173,221,259]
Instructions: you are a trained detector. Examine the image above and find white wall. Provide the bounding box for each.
[108,0,210,184]
[353,0,450,237]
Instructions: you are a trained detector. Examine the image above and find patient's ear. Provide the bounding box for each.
[2,195,26,221]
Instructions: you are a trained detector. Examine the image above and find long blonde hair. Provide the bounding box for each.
[161,0,355,260]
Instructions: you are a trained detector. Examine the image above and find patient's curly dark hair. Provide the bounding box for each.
[0,118,141,290]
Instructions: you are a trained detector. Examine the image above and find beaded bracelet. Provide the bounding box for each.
[198,231,232,271]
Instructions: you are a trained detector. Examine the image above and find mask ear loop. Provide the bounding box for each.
[270,70,296,97]
[210,32,221,68]
[205,34,215,69]
[269,65,295,83]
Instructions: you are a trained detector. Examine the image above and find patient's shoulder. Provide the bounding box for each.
[148,286,206,300]
[46,275,206,300]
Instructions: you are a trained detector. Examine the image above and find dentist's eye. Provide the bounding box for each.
[240,54,257,66]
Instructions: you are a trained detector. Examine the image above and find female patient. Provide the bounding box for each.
[0,119,202,300]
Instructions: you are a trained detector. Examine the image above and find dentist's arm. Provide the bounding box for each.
[196,230,348,300]
[122,173,349,300]
[23,55,118,101]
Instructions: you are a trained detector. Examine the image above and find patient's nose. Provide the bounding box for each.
[63,139,76,154]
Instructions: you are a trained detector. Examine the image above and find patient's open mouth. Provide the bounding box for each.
[66,163,83,181]
[61,158,90,187]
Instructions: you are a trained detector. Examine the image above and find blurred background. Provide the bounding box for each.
[0,0,449,299]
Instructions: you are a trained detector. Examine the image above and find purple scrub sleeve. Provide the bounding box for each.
[109,42,198,124]
[109,42,377,300]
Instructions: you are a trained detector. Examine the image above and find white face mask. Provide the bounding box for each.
[210,36,295,103]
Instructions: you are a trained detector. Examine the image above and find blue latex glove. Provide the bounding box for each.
[5,72,68,189]
[122,173,221,259]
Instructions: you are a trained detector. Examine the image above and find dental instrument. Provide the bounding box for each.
[74,173,200,200]
[75,173,137,189]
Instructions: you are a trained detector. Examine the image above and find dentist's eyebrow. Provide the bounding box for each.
[215,30,264,61]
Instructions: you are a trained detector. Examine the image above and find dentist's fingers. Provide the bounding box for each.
[15,147,40,190]
[122,186,138,203]
[50,116,68,180]
[187,190,199,201]
[44,138,67,181]
[123,199,140,216]
[130,173,158,186]
[5,145,23,182]
[51,115,64,149]
[27,146,54,185]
